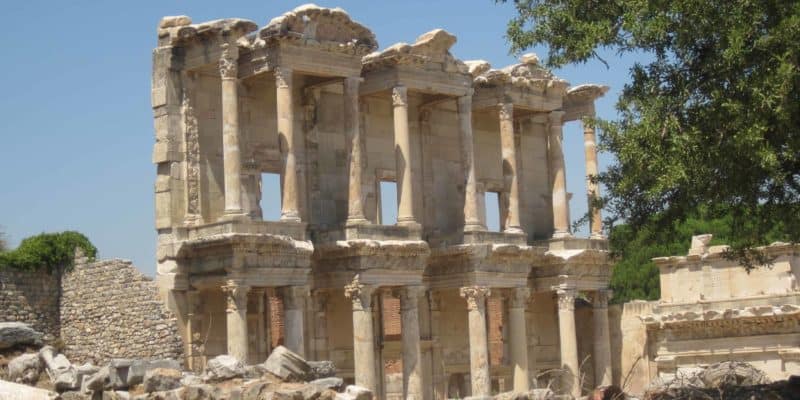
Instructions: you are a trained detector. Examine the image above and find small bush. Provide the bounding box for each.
[0,231,97,273]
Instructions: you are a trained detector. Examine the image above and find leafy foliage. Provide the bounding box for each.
[502,0,800,268]
[0,231,97,273]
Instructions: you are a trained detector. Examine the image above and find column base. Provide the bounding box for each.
[504,226,525,235]
[590,232,607,240]
[345,217,369,227]
[551,230,573,239]
[463,222,486,233]
[280,212,302,223]
[396,219,422,231]
[223,209,248,220]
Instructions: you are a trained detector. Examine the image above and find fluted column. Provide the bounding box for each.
[593,290,612,386]
[460,286,491,398]
[583,121,604,238]
[275,67,301,222]
[344,276,377,393]
[282,286,308,357]
[344,76,367,225]
[508,287,531,392]
[499,103,522,234]
[548,111,571,238]
[556,287,580,397]
[220,43,245,217]
[392,86,417,227]
[222,279,250,361]
[397,286,424,400]
[458,92,483,231]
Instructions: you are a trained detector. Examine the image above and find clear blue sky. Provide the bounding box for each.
[0,1,640,276]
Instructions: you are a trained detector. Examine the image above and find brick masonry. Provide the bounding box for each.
[0,268,60,339]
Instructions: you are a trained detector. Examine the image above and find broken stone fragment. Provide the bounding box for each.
[206,354,245,381]
[127,359,181,386]
[262,345,311,382]
[464,60,491,78]
[84,365,111,392]
[0,379,58,400]
[7,352,42,384]
[307,360,336,380]
[158,15,192,29]
[0,322,43,349]
[143,367,183,393]
[335,385,373,400]
[108,358,134,389]
[520,53,540,65]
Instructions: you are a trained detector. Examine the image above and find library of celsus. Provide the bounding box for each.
[152,5,613,399]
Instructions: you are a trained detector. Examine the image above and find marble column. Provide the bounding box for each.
[499,103,523,234]
[219,43,245,217]
[583,121,604,238]
[392,85,417,227]
[344,76,367,225]
[556,288,580,397]
[312,290,330,361]
[344,276,377,393]
[398,286,424,400]
[508,287,531,392]
[186,289,200,370]
[593,290,612,386]
[275,66,301,222]
[282,286,308,357]
[429,291,446,400]
[458,92,483,231]
[222,279,250,361]
[548,111,571,238]
[251,288,267,362]
[460,286,491,398]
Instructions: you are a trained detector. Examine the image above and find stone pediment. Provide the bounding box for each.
[566,84,610,102]
[472,53,568,92]
[362,29,469,74]
[257,4,377,55]
[158,17,258,45]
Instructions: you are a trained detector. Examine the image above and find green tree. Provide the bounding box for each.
[502,0,799,268]
[0,231,97,273]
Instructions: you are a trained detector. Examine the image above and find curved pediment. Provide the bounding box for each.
[259,4,377,53]
[473,53,567,91]
[363,29,468,74]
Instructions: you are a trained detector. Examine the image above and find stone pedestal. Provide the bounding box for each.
[499,104,522,234]
[460,286,491,398]
[399,287,424,400]
[392,86,417,227]
[222,280,249,361]
[282,286,308,357]
[583,122,604,238]
[458,92,483,232]
[556,288,580,397]
[219,43,245,217]
[548,111,570,238]
[276,67,301,222]
[345,276,377,393]
[345,76,367,225]
[508,288,531,392]
[593,290,612,386]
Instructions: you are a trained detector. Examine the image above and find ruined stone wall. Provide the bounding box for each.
[609,301,657,396]
[0,268,61,339]
[60,257,183,365]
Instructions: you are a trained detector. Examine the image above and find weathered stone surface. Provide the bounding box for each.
[206,355,245,381]
[143,368,182,393]
[698,361,770,388]
[263,346,310,382]
[306,361,336,380]
[528,389,555,400]
[84,365,111,392]
[109,359,134,389]
[159,16,192,29]
[335,385,372,400]
[0,322,43,349]
[7,353,42,384]
[0,379,58,400]
[128,359,181,386]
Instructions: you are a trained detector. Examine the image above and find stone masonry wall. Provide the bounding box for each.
[0,268,60,340]
[60,256,183,365]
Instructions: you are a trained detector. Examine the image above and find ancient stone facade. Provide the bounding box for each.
[0,268,61,340]
[152,5,611,399]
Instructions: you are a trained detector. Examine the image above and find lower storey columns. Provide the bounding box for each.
[345,276,377,393]
[508,288,531,392]
[556,287,580,397]
[282,286,309,357]
[222,280,250,361]
[460,286,491,398]
[398,287,424,400]
[593,290,612,386]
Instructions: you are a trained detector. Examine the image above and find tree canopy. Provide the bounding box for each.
[502,0,799,268]
[0,231,97,273]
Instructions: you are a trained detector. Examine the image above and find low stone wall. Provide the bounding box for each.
[60,256,183,365]
[0,268,60,340]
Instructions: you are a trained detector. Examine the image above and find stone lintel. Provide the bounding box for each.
[472,84,564,113]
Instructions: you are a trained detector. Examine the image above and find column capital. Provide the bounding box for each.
[460,286,491,311]
[593,289,612,309]
[274,66,293,89]
[281,285,309,310]
[221,280,250,313]
[457,92,473,109]
[392,85,408,107]
[344,275,375,311]
[218,43,238,80]
[555,287,577,312]
[508,287,532,309]
[498,103,514,121]
[548,110,565,125]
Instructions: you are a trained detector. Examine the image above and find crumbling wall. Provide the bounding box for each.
[0,268,61,339]
[60,256,183,364]
[609,301,657,396]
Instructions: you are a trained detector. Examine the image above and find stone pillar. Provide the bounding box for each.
[219,43,245,217]
[397,286,424,400]
[583,121,604,238]
[499,103,523,234]
[222,280,250,361]
[593,290,612,386]
[556,288,580,397]
[548,111,571,238]
[344,276,377,393]
[282,286,308,357]
[312,290,330,361]
[344,77,367,225]
[458,92,483,231]
[392,85,417,227]
[429,291,446,400]
[460,286,491,398]
[186,289,200,370]
[275,66,301,222]
[252,288,267,362]
[508,287,531,392]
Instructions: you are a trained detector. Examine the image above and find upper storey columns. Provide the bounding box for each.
[275,67,302,222]
[220,43,246,218]
[498,103,523,234]
[345,76,368,225]
[392,86,419,228]
[458,92,484,232]
[548,111,571,238]
[583,121,604,238]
